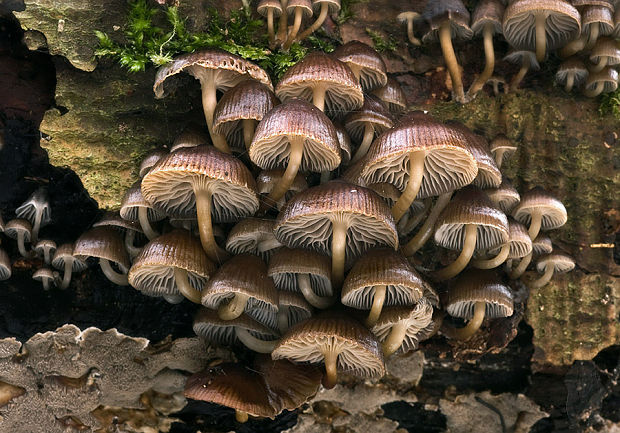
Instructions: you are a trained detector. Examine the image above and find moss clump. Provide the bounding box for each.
[599,88,620,119]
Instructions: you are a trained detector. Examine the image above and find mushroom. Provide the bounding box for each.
[530,252,575,288]
[341,248,426,327]
[74,226,131,286]
[511,186,567,240]
[201,254,279,328]
[142,145,259,263]
[332,40,388,92]
[128,229,216,304]
[272,312,385,389]
[581,5,614,49]
[442,270,514,340]
[589,36,620,72]
[120,180,166,241]
[153,49,272,153]
[432,185,509,281]
[34,239,56,265]
[256,170,308,211]
[294,0,342,45]
[583,66,619,97]
[472,217,532,269]
[345,95,394,164]
[504,50,540,91]
[276,291,313,333]
[275,52,364,113]
[485,178,521,214]
[486,75,508,95]
[397,11,422,46]
[489,134,517,168]
[92,211,145,259]
[33,267,56,291]
[249,99,340,209]
[213,80,279,153]
[268,247,335,309]
[170,124,210,153]
[274,180,398,288]
[556,57,589,92]
[0,248,11,281]
[366,183,426,236]
[502,0,581,62]
[282,0,313,50]
[4,219,32,258]
[508,233,553,279]
[421,0,473,103]
[225,218,283,261]
[333,122,352,166]
[51,243,88,289]
[138,148,168,178]
[257,0,283,47]
[467,0,506,98]
[15,186,51,244]
[371,77,407,115]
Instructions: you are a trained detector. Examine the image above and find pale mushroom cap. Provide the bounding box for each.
[257,0,283,16]
[120,181,166,222]
[435,185,509,251]
[590,36,620,65]
[153,49,273,99]
[193,308,277,346]
[272,312,385,380]
[397,11,421,23]
[361,114,478,199]
[485,179,521,214]
[471,0,505,34]
[371,77,407,115]
[571,0,614,7]
[74,226,130,272]
[51,243,88,272]
[344,95,394,145]
[249,99,341,173]
[536,252,576,273]
[332,40,388,91]
[489,134,517,160]
[584,66,619,93]
[4,219,32,243]
[371,298,434,354]
[504,50,541,70]
[33,267,55,285]
[502,0,581,53]
[268,248,333,297]
[422,0,473,42]
[128,230,216,298]
[274,181,398,261]
[445,270,514,320]
[275,52,364,114]
[341,248,426,309]
[34,239,56,257]
[532,234,553,255]
[225,218,282,260]
[139,148,168,177]
[556,57,589,85]
[512,187,568,231]
[489,217,533,259]
[15,187,51,228]
[142,146,259,222]
[0,248,11,280]
[170,124,210,153]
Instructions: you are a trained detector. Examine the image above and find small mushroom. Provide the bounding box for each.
[530,252,575,288]
[512,187,567,240]
[34,239,56,265]
[504,50,540,91]
[371,77,407,115]
[589,36,620,72]
[51,243,88,289]
[225,218,283,261]
[257,0,283,47]
[15,186,51,244]
[556,57,589,92]
[92,211,145,259]
[256,170,308,211]
[489,134,517,168]
[345,95,394,164]
[583,66,619,97]
[472,217,532,269]
[0,248,11,281]
[294,0,342,45]
[282,0,313,50]
[397,11,422,46]
[332,40,388,92]
[74,226,130,286]
[5,219,32,258]
[33,267,56,290]
[581,5,614,49]
[508,233,553,279]
[485,178,521,214]
[486,75,508,95]
[170,124,210,153]
[120,180,166,240]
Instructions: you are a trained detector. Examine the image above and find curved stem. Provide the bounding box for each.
[277,305,290,334]
[442,300,486,340]
[124,231,142,259]
[200,73,230,153]
[432,224,477,281]
[509,252,532,279]
[471,243,510,269]
[99,258,128,286]
[263,136,304,210]
[468,24,495,97]
[564,73,575,93]
[296,3,328,42]
[282,7,304,50]
[61,260,73,289]
[267,9,275,47]
[400,206,427,236]
[439,20,465,103]
[218,293,250,321]
[235,327,277,353]
[242,119,256,151]
[235,410,249,423]
[559,34,586,58]
[17,232,30,258]
[583,81,605,98]
[138,207,159,240]
[531,265,555,288]
[586,22,599,50]
[174,267,202,304]
[534,12,547,62]
[591,56,608,73]
[331,218,348,289]
[351,123,375,163]
[527,209,542,240]
[297,273,334,308]
[406,18,421,46]
[195,188,229,263]
[322,348,338,389]
[365,285,386,327]
[382,321,408,356]
[276,0,288,45]
[392,151,425,222]
[509,55,531,91]
[32,211,42,244]
[402,192,452,256]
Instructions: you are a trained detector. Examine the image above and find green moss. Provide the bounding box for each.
[365,28,398,54]
[599,88,620,119]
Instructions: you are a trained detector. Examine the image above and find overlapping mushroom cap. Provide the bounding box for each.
[445,270,514,321]
[74,226,130,286]
[345,95,394,164]
[531,252,576,287]
[512,186,567,239]
[371,77,407,115]
[332,40,388,92]
[486,179,521,214]
[120,180,166,240]
[52,243,87,289]
[225,218,282,260]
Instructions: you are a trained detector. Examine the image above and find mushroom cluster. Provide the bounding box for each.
[398,0,619,101]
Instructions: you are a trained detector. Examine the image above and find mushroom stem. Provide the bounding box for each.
[392,151,425,222]
[322,348,339,389]
[124,231,142,259]
[242,119,256,151]
[235,410,249,423]
[256,237,282,254]
[16,231,30,258]
[43,249,51,265]
[32,211,42,244]
[402,192,452,256]
[264,136,304,209]
[41,278,50,291]
[432,224,477,281]
[282,7,304,50]
[138,207,159,240]
[195,188,229,263]
[61,260,73,289]
[586,22,599,50]
[200,72,231,154]
[312,83,327,112]
[365,285,386,327]
[530,265,555,288]
[591,56,608,73]
[564,73,575,93]
[583,81,605,97]
[509,54,531,91]
[235,327,277,353]
[331,218,349,289]
[471,242,510,269]
[527,209,542,240]
[468,23,496,97]
[442,300,486,340]
[174,267,202,304]
[382,321,408,356]
[266,9,276,47]
[509,252,531,279]
[277,0,289,45]
[351,123,375,164]
[559,34,586,58]
[296,2,329,43]
[297,273,335,308]
[406,18,421,46]
[494,148,508,168]
[534,12,547,62]
[439,20,466,103]
[320,171,331,184]
[218,293,250,321]
[99,258,128,286]
[277,305,290,334]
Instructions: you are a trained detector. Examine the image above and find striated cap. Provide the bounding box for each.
[332,40,388,91]
[333,122,352,165]
[225,218,282,261]
[311,0,341,14]
[489,217,533,259]
[489,134,517,163]
[512,187,567,232]
[268,248,333,296]
[93,211,143,233]
[34,239,56,261]
[485,178,521,214]
[371,77,407,115]
[435,185,509,251]
[582,6,614,38]
[120,180,166,222]
[344,95,394,146]
[257,170,308,210]
[532,234,553,255]
[0,248,11,281]
[52,243,88,273]
[556,57,588,87]
[5,218,32,243]
[471,0,505,35]
[33,267,55,289]
[504,50,541,70]
[340,157,367,186]
[193,308,278,347]
[277,290,313,330]
[257,0,283,16]
[139,148,168,177]
[590,36,620,66]
[287,0,313,16]
[74,226,130,272]
[422,0,473,42]
[584,66,619,94]
[170,124,210,153]
[536,252,575,274]
[445,270,514,320]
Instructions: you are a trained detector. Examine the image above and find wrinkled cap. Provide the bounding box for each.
[532,234,553,255]
[275,52,364,114]
[15,186,51,228]
[361,114,478,199]
[268,248,333,296]
[193,308,278,346]
[275,181,398,261]
[485,179,521,214]
[512,187,567,232]
[142,146,259,222]
[128,229,216,299]
[489,217,533,259]
[471,0,505,35]
[584,66,619,93]
[257,0,283,16]
[92,211,143,233]
[445,270,514,320]
[0,248,11,281]
[4,219,32,243]
[272,311,385,380]
[422,0,473,42]
[139,148,168,177]
[120,180,166,223]
[51,243,88,273]
[153,49,273,99]
[249,99,341,173]
[213,80,280,151]
[170,124,210,153]
[571,0,614,7]
[287,0,313,16]
[333,122,352,164]
[435,185,509,251]
[225,218,282,261]
[256,170,308,209]
[556,57,589,85]
[536,252,575,273]
[332,40,388,91]
[341,248,426,309]
[371,77,407,115]
[590,37,620,66]
[74,226,130,272]
[503,50,541,70]
[344,95,394,145]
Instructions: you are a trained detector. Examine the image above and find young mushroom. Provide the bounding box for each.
[556,57,589,92]
[34,239,56,265]
[74,226,131,286]
[51,243,88,289]
[0,248,11,281]
[294,0,342,46]
[138,148,168,177]
[485,179,521,215]
[511,187,567,240]
[282,0,313,50]
[256,170,308,211]
[397,11,422,46]
[5,219,33,258]
[15,186,51,244]
[504,50,540,91]
[120,180,166,241]
[345,95,394,164]
[508,233,553,279]
[530,252,575,288]
[582,66,619,97]
[33,267,56,291]
[276,291,313,334]
[589,37,620,72]
[371,77,407,115]
[489,134,517,169]
[257,0,283,47]
[581,5,614,49]
[472,217,532,270]
[225,218,283,261]
[170,124,210,153]
[332,40,388,92]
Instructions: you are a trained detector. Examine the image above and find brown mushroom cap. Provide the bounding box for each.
[488,217,533,259]
[170,124,210,153]
[582,5,614,40]
[74,226,130,272]
[345,95,394,162]
[556,56,589,90]
[445,270,514,320]
[584,66,619,95]
[193,308,278,346]
[536,252,575,274]
[120,180,166,222]
[485,178,521,214]
[511,187,567,238]
[5,218,33,257]
[277,290,313,331]
[471,0,505,35]
[92,211,143,233]
[332,40,388,92]
[532,234,553,255]
[590,36,620,68]
[268,247,333,296]
[51,243,87,289]
[0,248,11,281]
[257,0,283,16]
[371,77,407,115]
[225,218,283,261]
[333,122,352,165]
[139,149,168,177]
